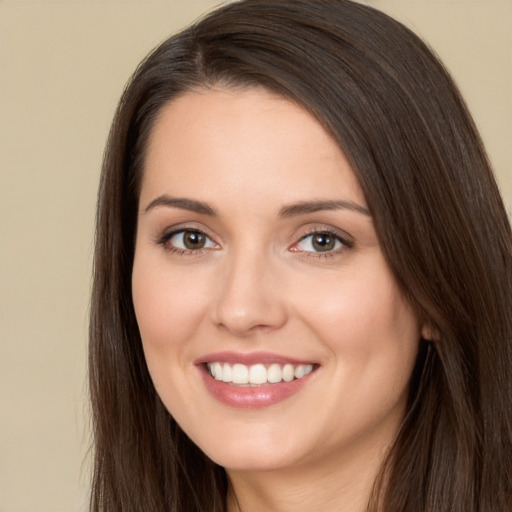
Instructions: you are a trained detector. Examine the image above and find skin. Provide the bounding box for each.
[132,87,426,512]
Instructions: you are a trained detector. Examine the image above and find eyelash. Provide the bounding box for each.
[156,228,217,256]
[156,227,353,258]
[292,228,353,259]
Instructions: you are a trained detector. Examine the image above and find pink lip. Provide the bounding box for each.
[194,352,318,409]
[194,351,315,366]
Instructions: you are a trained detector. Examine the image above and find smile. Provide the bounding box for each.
[207,362,314,386]
[196,353,319,409]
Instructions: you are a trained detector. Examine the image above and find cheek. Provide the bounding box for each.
[131,256,216,416]
[295,269,420,436]
[298,269,416,341]
[292,262,420,389]
[131,257,210,366]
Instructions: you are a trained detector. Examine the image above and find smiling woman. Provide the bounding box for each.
[89,1,512,511]
[132,89,422,481]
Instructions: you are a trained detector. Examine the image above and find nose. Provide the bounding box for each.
[211,247,288,337]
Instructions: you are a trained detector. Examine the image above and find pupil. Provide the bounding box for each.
[312,233,334,252]
[184,231,205,249]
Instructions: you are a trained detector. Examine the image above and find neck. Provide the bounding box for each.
[225,433,392,512]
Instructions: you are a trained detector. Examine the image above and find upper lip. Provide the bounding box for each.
[193,351,317,366]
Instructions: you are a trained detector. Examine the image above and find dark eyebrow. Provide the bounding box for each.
[143,195,217,216]
[279,200,371,218]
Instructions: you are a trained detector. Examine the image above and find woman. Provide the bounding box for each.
[89,1,512,511]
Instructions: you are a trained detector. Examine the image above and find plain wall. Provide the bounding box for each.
[0,1,510,511]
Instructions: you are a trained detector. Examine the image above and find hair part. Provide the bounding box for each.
[89,1,512,510]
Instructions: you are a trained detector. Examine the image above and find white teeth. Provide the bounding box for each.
[294,364,305,379]
[249,364,267,384]
[232,363,249,384]
[213,362,223,381]
[267,363,282,383]
[282,364,295,382]
[222,363,232,383]
[206,361,315,385]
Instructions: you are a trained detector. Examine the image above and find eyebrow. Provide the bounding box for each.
[278,200,371,218]
[143,196,218,216]
[143,195,370,218]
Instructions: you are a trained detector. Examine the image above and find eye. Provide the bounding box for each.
[292,230,351,254]
[160,229,218,252]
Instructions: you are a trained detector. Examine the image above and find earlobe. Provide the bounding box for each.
[421,324,436,342]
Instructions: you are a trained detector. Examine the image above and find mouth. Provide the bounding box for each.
[196,352,319,408]
[206,362,314,386]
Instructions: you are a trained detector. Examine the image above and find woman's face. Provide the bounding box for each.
[132,87,423,473]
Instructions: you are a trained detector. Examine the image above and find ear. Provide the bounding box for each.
[421,324,436,341]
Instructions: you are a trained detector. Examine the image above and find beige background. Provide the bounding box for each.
[0,1,510,511]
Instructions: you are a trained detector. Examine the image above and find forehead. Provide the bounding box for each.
[141,87,366,210]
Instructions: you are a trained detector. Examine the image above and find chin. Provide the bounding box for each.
[187,423,305,473]
[208,447,299,473]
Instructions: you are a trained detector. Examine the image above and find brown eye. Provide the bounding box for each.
[183,231,206,249]
[311,233,336,252]
[294,231,347,254]
[164,229,218,252]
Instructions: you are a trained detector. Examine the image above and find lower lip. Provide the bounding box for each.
[198,365,315,409]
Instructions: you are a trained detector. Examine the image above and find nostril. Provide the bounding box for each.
[211,259,288,335]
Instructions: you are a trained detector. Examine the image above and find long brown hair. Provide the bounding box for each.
[89,1,512,510]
